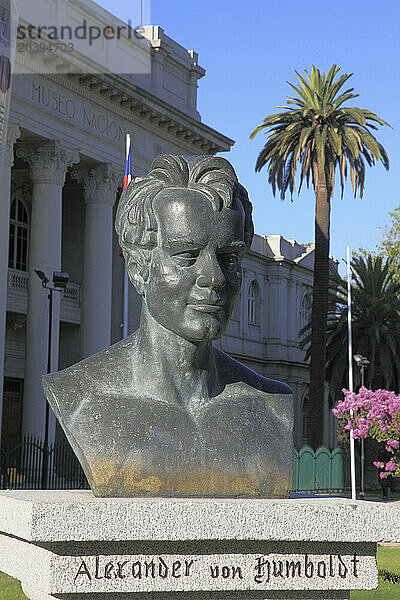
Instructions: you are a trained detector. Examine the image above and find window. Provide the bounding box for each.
[247,280,259,325]
[300,292,312,330]
[8,197,29,271]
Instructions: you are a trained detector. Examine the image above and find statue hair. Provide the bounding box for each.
[115,155,254,291]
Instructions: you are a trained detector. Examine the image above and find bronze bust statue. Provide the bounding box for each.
[42,155,293,498]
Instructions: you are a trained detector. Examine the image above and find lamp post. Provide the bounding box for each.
[35,270,69,489]
[354,353,370,500]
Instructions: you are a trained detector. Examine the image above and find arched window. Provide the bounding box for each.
[8,197,29,271]
[247,280,259,325]
[300,292,312,330]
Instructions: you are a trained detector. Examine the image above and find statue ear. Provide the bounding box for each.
[126,265,145,296]
[124,249,149,297]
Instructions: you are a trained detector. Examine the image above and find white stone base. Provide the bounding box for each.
[0,491,399,600]
[21,585,351,600]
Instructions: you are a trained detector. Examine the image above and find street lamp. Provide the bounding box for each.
[35,270,69,489]
[354,353,370,500]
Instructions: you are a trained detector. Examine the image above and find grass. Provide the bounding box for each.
[350,547,400,599]
[0,547,399,599]
[0,572,25,600]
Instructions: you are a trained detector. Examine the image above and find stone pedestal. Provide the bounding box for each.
[0,491,399,600]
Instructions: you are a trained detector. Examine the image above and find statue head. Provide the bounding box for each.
[115,155,254,342]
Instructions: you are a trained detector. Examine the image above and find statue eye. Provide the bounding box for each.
[173,250,200,264]
[219,253,239,271]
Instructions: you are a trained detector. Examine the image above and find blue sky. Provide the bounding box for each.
[98,0,399,269]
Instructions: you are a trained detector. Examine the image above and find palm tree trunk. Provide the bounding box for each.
[368,340,376,388]
[307,162,331,450]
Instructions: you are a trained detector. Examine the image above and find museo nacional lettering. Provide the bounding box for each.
[42,155,294,497]
[30,82,124,141]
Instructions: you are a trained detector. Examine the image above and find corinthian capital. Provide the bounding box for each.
[73,163,121,206]
[17,140,79,185]
[4,122,21,168]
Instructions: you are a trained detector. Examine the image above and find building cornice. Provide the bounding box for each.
[72,69,234,153]
[14,11,234,155]
[15,51,233,154]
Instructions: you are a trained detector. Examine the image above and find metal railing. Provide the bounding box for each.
[292,445,357,493]
[0,435,89,490]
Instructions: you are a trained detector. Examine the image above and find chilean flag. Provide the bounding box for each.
[120,135,132,260]
[123,143,132,190]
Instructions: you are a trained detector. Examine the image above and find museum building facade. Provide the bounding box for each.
[0,0,335,453]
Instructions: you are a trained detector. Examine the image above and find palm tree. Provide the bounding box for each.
[325,255,400,396]
[302,254,400,401]
[316,255,400,490]
[250,65,389,449]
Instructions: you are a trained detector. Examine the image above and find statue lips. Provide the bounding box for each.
[187,297,225,315]
[187,303,223,315]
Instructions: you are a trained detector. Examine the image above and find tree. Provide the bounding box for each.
[377,207,400,281]
[358,207,400,281]
[333,388,400,481]
[317,255,400,399]
[250,65,389,449]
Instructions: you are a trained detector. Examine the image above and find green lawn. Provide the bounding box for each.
[0,572,25,600]
[0,547,399,599]
[351,546,400,599]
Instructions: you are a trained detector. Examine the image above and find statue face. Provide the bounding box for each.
[143,189,246,342]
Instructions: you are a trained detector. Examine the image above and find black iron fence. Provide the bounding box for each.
[0,439,364,494]
[0,435,89,490]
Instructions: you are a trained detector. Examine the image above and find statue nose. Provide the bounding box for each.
[196,253,226,289]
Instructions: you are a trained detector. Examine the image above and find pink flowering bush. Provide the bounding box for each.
[332,387,400,479]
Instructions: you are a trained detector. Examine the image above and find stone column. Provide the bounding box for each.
[151,48,164,92]
[188,70,198,113]
[17,141,79,440]
[267,273,281,340]
[286,277,296,349]
[0,123,21,444]
[77,164,120,359]
[240,267,247,338]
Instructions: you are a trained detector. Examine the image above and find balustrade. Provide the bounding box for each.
[7,268,81,322]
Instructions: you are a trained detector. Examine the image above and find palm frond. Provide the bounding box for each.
[251,65,389,201]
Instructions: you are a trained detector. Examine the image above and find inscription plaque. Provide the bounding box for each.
[68,552,373,592]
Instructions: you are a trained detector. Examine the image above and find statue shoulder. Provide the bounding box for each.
[41,335,137,422]
[214,346,292,396]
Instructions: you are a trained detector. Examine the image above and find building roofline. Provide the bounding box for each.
[14,3,235,154]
